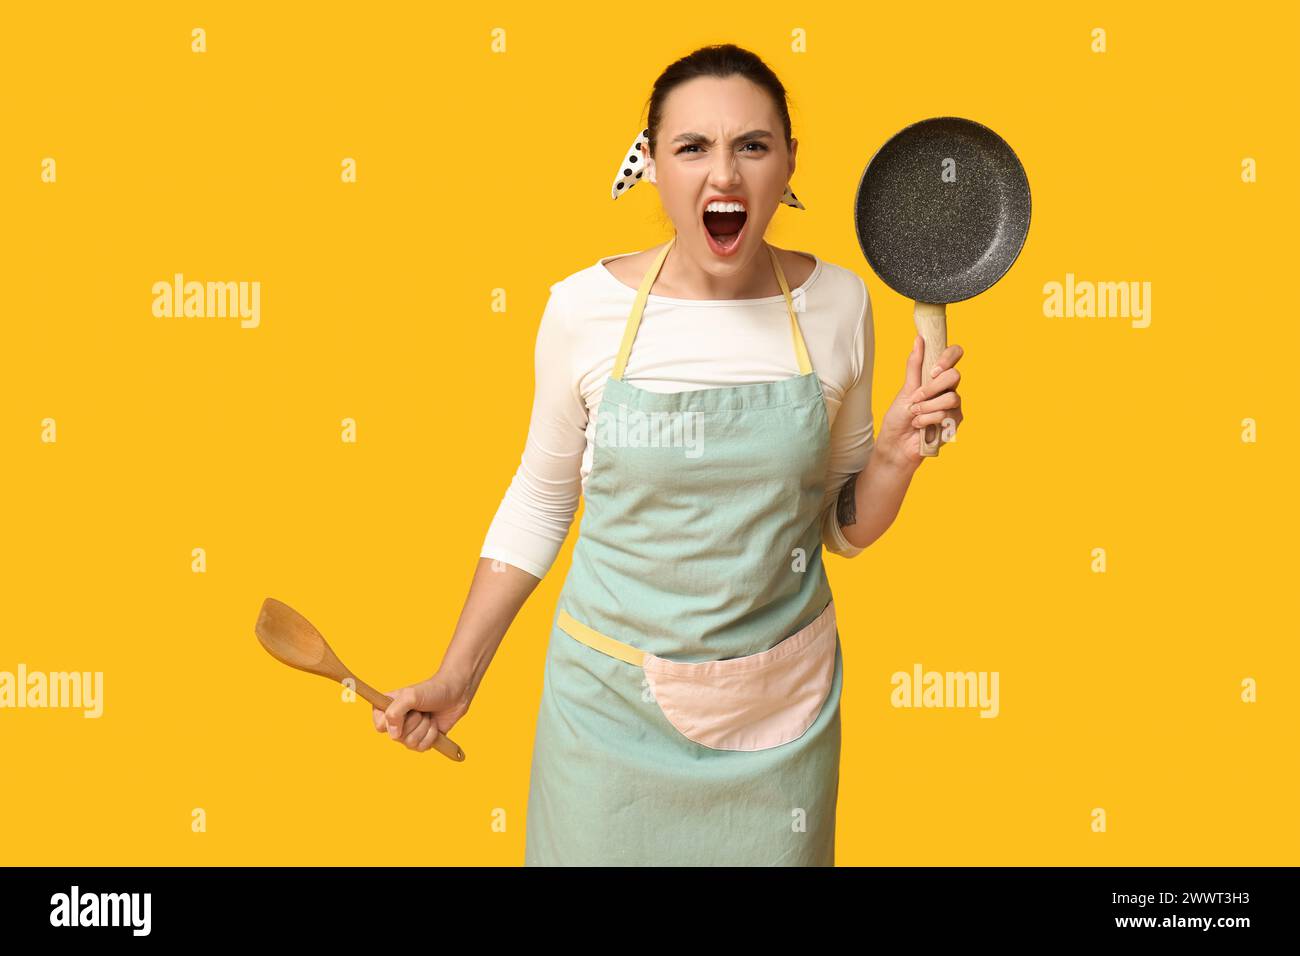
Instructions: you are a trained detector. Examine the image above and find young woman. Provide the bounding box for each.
[372,44,964,866]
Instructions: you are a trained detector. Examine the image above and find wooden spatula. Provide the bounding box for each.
[254,597,465,762]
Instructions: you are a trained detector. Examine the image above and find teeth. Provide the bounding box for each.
[704,201,746,213]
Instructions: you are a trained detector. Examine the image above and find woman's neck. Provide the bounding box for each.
[656,238,777,299]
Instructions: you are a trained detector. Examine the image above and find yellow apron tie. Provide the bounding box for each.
[557,609,646,667]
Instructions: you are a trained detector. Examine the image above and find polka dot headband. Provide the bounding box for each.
[610,127,806,209]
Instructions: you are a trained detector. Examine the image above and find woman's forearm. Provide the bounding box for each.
[439,557,542,699]
[835,446,920,551]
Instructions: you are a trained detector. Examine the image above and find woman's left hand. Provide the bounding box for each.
[875,334,964,468]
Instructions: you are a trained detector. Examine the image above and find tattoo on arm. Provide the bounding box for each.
[835,471,860,527]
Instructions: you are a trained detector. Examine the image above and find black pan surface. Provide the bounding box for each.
[854,116,1030,304]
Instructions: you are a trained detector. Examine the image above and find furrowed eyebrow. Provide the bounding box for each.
[670,130,775,146]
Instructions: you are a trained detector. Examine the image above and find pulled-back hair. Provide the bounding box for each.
[644,44,794,158]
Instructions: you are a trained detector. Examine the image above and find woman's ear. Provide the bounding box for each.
[641,142,656,184]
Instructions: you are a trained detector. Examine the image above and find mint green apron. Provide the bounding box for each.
[524,234,842,866]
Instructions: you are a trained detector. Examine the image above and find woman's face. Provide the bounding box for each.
[642,75,797,273]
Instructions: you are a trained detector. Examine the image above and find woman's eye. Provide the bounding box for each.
[675,143,769,155]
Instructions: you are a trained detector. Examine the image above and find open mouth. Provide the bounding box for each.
[702,201,747,255]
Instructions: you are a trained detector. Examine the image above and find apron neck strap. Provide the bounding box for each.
[609,234,814,381]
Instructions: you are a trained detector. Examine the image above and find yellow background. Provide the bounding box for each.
[1,2,1295,866]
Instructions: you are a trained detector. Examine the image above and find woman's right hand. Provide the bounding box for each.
[371,670,472,753]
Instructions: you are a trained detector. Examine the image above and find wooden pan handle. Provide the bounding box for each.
[352,676,466,762]
[913,301,948,458]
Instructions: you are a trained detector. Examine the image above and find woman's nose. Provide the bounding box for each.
[708,160,740,187]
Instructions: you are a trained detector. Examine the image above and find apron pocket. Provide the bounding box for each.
[642,600,837,752]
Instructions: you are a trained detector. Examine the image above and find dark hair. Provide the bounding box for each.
[644,44,794,158]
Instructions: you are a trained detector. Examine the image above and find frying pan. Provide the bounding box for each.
[854,116,1030,456]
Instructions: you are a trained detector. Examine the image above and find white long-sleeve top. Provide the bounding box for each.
[480,248,876,580]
